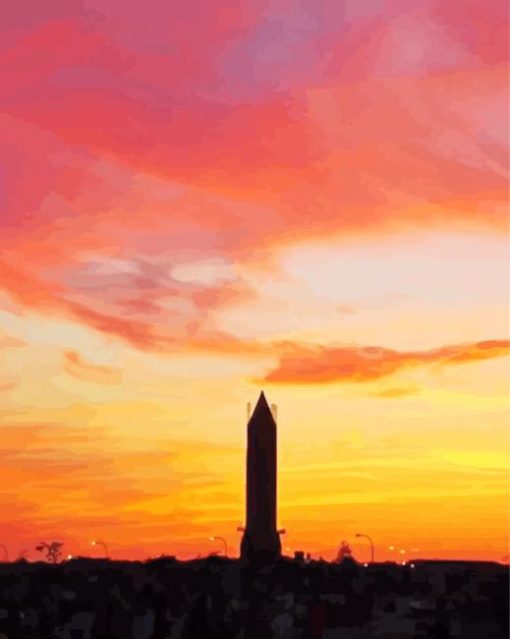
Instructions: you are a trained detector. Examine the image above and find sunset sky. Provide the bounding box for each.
[0,0,508,563]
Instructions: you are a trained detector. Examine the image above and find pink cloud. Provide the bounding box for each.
[0,1,507,351]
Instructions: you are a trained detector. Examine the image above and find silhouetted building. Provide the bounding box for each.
[240,392,281,562]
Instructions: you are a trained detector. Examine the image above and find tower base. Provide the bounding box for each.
[240,529,281,563]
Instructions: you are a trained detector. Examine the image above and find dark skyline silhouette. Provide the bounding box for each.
[0,392,508,638]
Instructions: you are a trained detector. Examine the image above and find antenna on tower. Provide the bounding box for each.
[246,403,251,422]
[271,404,278,422]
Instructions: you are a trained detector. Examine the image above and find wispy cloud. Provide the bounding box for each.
[0,381,17,392]
[63,350,122,385]
[0,333,26,349]
[263,340,510,384]
[369,386,422,398]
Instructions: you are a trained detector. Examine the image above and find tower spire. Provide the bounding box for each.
[250,390,274,423]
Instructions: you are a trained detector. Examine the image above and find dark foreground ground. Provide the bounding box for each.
[0,557,507,639]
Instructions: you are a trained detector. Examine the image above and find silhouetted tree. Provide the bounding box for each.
[335,540,353,563]
[35,541,63,563]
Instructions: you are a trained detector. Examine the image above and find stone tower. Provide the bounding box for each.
[240,391,281,561]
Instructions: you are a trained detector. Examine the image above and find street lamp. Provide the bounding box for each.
[0,544,8,562]
[210,536,228,557]
[355,533,375,563]
[91,540,109,558]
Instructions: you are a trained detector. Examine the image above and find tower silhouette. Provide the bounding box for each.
[240,391,281,561]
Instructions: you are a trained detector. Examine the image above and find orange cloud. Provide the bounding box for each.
[370,386,422,398]
[63,350,122,385]
[0,381,17,392]
[0,333,26,349]
[263,339,510,384]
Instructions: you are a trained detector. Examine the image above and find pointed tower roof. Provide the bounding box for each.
[249,391,276,428]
